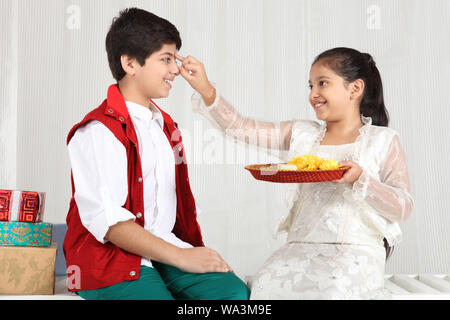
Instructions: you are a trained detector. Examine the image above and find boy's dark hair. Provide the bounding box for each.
[313,47,389,127]
[105,8,182,81]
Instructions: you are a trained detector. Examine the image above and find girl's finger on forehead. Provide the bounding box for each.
[174,53,185,61]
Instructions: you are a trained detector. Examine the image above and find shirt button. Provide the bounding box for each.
[107,108,114,113]
[136,212,142,219]
[138,177,143,183]
[129,271,136,276]
[119,116,125,122]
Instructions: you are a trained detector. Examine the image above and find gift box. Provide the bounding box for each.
[0,221,52,247]
[0,243,56,295]
[0,189,46,222]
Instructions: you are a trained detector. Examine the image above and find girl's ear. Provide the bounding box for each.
[350,79,365,100]
[120,54,138,76]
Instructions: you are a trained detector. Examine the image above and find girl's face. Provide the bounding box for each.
[308,62,355,122]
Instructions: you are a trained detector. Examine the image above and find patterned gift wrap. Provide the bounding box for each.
[0,221,52,247]
[0,189,46,222]
[0,243,57,295]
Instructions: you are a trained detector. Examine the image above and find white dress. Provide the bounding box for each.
[192,91,414,300]
[250,143,389,299]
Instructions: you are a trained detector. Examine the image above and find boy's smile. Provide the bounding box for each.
[135,43,180,99]
[119,43,180,107]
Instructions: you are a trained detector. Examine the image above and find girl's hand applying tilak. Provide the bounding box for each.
[331,160,363,185]
[175,53,216,106]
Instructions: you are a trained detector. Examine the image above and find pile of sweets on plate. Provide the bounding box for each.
[0,189,57,295]
[276,154,340,171]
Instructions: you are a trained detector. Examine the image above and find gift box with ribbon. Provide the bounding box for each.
[0,189,46,223]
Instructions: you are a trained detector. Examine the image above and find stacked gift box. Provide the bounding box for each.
[0,189,56,295]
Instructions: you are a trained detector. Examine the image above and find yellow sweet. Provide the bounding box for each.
[288,154,340,171]
[318,159,340,170]
[288,154,323,171]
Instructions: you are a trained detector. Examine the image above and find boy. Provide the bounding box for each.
[63,8,250,300]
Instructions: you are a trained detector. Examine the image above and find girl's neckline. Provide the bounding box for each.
[319,142,356,147]
[316,115,373,148]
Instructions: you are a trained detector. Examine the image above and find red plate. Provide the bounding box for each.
[244,164,350,183]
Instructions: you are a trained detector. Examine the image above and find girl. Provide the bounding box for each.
[177,47,413,299]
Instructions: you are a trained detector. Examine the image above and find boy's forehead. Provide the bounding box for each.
[154,43,178,56]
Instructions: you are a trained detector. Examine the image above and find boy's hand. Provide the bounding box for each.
[175,53,216,106]
[176,247,233,274]
[331,160,363,185]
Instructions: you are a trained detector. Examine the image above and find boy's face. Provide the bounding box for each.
[133,43,180,99]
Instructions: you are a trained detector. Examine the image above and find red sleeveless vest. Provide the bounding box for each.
[63,84,204,291]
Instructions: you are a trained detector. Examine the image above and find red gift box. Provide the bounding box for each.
[0,190,46,222]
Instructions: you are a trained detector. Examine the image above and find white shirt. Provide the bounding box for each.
[68,101,192,268]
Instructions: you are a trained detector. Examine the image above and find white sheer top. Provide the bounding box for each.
[192,91,414,247]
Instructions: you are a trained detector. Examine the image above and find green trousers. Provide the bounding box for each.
[77,262,250,300]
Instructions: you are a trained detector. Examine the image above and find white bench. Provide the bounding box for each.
[245,274,450,300]
[2,274,449,300]
[0,276,82,300]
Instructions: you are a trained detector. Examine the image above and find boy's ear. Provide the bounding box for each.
[120,54,138,76]
[350,79,365,100]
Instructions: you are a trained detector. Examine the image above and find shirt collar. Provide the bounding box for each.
[125,100,164,129]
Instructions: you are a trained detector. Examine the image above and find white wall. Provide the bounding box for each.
[1,0,449,277]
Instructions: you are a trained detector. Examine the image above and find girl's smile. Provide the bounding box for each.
[308,62,359,124]
[312,100,327,110]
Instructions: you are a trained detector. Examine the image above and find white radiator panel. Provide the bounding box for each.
[244,274,450,300]
[386,274,450,300]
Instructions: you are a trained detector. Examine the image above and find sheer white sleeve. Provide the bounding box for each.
[192,90,294,151]
[352,135,414,222]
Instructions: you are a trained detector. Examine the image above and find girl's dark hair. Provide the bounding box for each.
[105,8,182,81]
[312,47,389,127]
[314,48,394,260]
[384,238,394,261]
